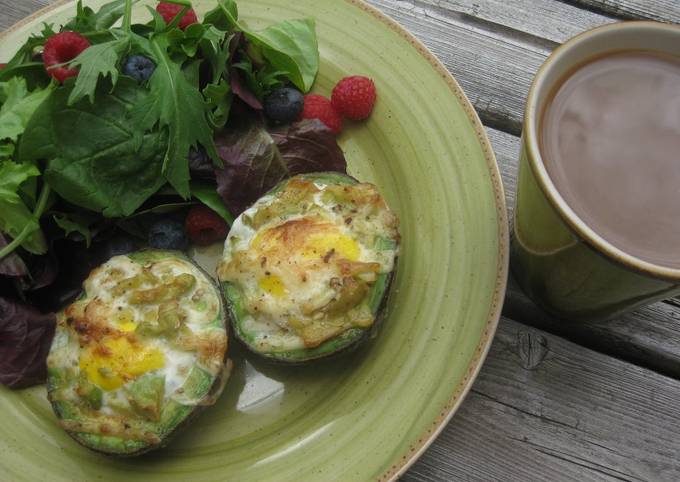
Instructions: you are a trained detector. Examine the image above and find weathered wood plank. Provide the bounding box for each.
[405,318,680,481]
[368,0,553,135]
[567,0,680,23]
[504,276,680,379]
[0,0,51,30]
[417,0,616,44]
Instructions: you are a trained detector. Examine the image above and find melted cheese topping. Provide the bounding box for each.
[218,177,400,351]
[46,252,227,440]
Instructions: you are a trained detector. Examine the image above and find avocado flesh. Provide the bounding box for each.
[221,172,399,363]
[46,250,229,456]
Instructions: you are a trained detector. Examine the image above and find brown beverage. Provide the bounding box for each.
[541,51,680,270]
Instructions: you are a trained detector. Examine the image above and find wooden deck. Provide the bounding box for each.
[3,1,679,480]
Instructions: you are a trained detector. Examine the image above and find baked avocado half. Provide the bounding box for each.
[46,250,229,456]
[218,172,400,363]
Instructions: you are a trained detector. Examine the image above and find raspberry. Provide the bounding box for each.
[43,32,90,83]
[0,64,6,70]
[299,95,343,134]
[156,2,198,30]
[331,76,377,120]
[185,205,229,246]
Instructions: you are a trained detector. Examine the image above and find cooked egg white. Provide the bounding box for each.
[47,253,226,423]
[219,176,400,352]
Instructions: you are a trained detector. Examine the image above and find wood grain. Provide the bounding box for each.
[405,318,680,482]
[416,0,616,43]
[0,0,51,30]
[367,0,552,135]
[566,0,680,23]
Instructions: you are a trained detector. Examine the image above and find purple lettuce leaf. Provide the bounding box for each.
[0,297,56,389]
[270,119,347,174]
[215,118,346,215]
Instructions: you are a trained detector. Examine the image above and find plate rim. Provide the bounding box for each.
[0,1,510,480]
[338,3,508,479]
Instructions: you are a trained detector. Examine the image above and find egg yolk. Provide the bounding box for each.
[80,337,165,391]
[302,232,360,261]
[259,274,286,297]
[255,229,360,298]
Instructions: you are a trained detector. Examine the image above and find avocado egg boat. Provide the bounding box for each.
[46,250,229,456]
[218,172,400,363]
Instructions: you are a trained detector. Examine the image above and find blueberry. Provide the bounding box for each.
[102,234,139,260]
[122,55,156,82]
[147,219,188,251]
[264,87,304,124]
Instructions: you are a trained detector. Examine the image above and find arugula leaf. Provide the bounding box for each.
[53,214,94,247]
[201,28,232,82]
[130,33,219,198]
[67,34,130,105]
[20,78,167,218]
[0,161,46,255]
[203,79,232,129]
[191,182,234,224]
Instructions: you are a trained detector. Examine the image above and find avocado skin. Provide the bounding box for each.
[46,250,230,457]
[222,172,399,364]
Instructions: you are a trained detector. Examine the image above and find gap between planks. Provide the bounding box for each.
[404,317,680,482]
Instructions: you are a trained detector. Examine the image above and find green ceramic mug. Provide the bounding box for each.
[511,21,680,322]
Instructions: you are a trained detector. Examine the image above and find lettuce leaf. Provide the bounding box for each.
[0,161,47,255]
[0,78,52,160]
[0,297,56,389]
[215,118,346,214]
[204,0,319,92]
[20,78,167,218]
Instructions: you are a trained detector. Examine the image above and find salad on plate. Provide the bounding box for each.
[0,0,389,452]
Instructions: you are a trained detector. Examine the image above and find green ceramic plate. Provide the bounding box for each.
[0,1,508,480]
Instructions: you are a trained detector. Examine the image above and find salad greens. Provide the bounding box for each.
[204,0,319,92]
[20,77,168,218]
[1,0,321,255]
[0,0,347,388]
